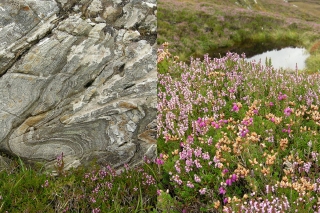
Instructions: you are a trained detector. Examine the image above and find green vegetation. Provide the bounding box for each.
[0,154,158,212]
[158,0,320,73]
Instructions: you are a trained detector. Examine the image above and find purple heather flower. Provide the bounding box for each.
[282,126,292,134]
[232,103,239,112]
[211,122,220,129]
[226,178,232,186]
[222,169,229,175]
[284,107,293,116]
[240,128,249,137]
[155,158,164,165]
[219,187,226,195]
[231,174,238,182]
[278,93,288,101]
[223,197,228,204]
[303,162,312,173]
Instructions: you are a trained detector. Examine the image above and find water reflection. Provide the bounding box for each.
[246,47,310,70]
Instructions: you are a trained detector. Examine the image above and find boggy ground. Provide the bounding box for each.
[158,0,320,72]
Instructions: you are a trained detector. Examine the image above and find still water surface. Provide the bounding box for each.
[246,47,310,70]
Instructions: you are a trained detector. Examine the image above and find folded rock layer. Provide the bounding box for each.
[0,0,157,171]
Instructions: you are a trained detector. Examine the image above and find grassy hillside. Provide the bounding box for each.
[158,0,320,72]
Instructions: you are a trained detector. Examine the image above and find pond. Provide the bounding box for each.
[245,47,310,70]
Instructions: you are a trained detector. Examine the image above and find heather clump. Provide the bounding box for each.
[157,45,320,212]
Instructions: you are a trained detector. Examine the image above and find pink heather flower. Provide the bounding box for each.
[269,102,274,106]
[144,156,151,164]
[242,117,253,126]
[172,175,183,185]
[197,118,206,128]
[232,103,239,112]
[194,159,202,168]
[303,162,312,173]
[90,197,96,203]
[202,152,210,160]
[228,88,235,93]
[106,182,112,189]
[278,93,288,101]
[186,159,193,167]
[185,165,192,173]
[194,174,201,183]
[187,135,194,144]
[157,190,161,196]
[41,180,49,188]
[155,158,164,165]
[175,161,181,173]
[187,181,194,188]
[219,187,226,195]
[207,137,213,145]
[199,188,206,195]
[211,122,220,129]
[92,208,100,213]
[194,147,202,157]
[284,107,293,116]
[265,185,270,194]
[282,126,292,134]
[222,169,229,174]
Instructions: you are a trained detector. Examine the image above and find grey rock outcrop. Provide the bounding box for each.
[0,0,157,170]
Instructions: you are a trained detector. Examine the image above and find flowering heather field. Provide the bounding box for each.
[157,44,320,212]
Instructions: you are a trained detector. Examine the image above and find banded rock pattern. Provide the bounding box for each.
[0,0,157,170]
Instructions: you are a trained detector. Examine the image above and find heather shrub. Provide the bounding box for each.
[157,45,320,212]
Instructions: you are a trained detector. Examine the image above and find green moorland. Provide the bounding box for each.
[158,0,320,73]
[157,0,320,212]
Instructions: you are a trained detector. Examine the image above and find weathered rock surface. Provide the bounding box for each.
[0,0,157,170]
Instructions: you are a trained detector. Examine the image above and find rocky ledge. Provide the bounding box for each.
[0,0,157,171]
